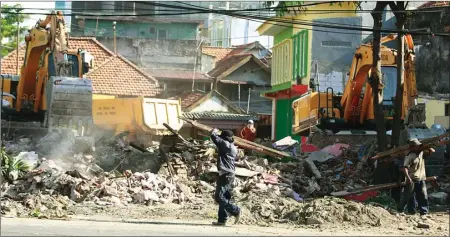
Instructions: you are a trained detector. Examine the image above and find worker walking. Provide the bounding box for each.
[210,128,241,226]
[240,120,256,142]
[398,138,435,217]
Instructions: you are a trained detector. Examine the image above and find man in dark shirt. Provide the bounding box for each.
[210,128,241,226]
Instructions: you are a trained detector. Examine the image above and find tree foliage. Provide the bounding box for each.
[1,4,29,57]
[264,1,363,17]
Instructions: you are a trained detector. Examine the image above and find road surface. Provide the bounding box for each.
[0,217,393,236]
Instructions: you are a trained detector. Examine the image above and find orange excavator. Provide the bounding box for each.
[1,11,94,135]
[292,34,425,136]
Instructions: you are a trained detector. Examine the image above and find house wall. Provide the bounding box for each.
[418,97,450,128]
[201,54,216,72]
[227,61,271,86]
[73,19,200,70]
[409,7,450,94]
[83,19,198,40]
[190,96,231,113]
[160,81,211,98]
[311,17,362,74]
[94,37,199,70]
[275,97,301,141]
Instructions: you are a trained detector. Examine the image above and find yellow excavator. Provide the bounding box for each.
[1,11,184,151]
[292,34,425,136]
[1,11,94,138]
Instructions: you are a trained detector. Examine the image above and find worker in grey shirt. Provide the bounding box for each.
[399,138,435,216]
[210,128,241,226]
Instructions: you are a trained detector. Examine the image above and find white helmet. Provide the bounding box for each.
[248,120,254,124]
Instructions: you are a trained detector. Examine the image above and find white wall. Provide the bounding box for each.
[190,96,231,113]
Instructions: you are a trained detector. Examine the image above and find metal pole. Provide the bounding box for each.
[16,9,20,75]
[95,17,99,37]
[246,88,251,114]
[113,21,117,54]
[191,39,203,91]
[238,82,240,107]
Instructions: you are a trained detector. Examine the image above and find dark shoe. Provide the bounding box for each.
[234,211,241,225]
[212,221,226,226]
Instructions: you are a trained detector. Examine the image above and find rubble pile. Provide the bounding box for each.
[2,127,448,232]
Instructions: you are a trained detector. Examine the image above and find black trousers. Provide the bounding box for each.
[214,173,240,223]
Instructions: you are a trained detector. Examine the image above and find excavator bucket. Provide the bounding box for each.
[45,76,94,152]
[405,103,427,128]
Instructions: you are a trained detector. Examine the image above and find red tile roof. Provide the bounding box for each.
[208,54,253,79]
[171,90,206,109]
[417,1,449,9]
[148,69,212,81]
[1,45,26,75]
[1,37,161,97]
[1,37,115,75]
[202,47,233,62]
[227,42,255,57]
[208,54,270,81]
[86,54,161,97]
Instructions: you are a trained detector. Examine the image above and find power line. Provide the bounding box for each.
[143,1,450,37]
[2,3,449,37]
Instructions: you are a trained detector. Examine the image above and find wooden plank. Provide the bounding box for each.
[331,176,437,197]
[180,118,291,159]
[371,133,450,160]
[163,122,190,144]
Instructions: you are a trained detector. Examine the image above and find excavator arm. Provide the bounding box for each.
[340,34,416,124]
[6,11,93,134]
[15,11,70,113]
[292,34,422,135]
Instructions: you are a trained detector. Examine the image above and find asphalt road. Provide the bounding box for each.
[0,217,384,236]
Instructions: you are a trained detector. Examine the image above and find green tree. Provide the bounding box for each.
[1,4,29,57]
[264,1,362,16]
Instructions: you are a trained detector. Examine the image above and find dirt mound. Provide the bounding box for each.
[236,195,396,227]
[295,197,393,226]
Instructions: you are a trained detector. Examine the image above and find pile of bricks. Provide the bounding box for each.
[161,157,188,177]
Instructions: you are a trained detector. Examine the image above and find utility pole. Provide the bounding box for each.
[390,1,407,147]
[16,9,20,75]
[112,21,117,54]
[1,1,3,149]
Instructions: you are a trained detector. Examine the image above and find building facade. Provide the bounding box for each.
[257,2,361,141]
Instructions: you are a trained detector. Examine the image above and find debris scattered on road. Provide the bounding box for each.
[1,123,449,234]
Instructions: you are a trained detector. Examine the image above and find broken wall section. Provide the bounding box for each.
[96,37,200,71]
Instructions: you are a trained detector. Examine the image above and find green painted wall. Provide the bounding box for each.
[275,97,301,141]
[83,20,198,40]
[274,28,293,45]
